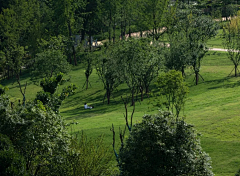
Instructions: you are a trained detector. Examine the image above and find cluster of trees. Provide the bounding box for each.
[0,73,114,176]
[204,0,240,19]
[94,2,218,106]
[0,0,227,83]
[178,0,240,19]
[0,0,177,81]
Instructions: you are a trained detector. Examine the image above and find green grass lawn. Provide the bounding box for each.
[207,29,224,49]
[2,50,240,175]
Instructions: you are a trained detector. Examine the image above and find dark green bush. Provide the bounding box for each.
[119,110,213,176]
[0,133,27,176]
[40,72,63,94]
[0,95,71,176]
[35,83,77,112]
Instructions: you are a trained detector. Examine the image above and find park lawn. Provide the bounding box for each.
[2,50,240,175]
[207,29,224,49]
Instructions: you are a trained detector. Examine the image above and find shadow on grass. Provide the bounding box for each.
[206,76,240,90]
[63,85,156,121]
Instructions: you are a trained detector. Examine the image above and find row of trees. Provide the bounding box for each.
[0,0,177,81]
[0,0,228,83]
[94,3,218,105]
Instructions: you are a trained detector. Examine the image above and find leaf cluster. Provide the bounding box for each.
[0,95,71,175]
[156,70,188,117]
[119,110,213,176]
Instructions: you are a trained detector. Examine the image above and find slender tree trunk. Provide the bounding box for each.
[107,89,110,104]
[128,20,131,38]
[124,14,126,38]
[113,17,116,43]
[195,71,199,85]
[68,21,77,66]
[181,66,185,77]
[235,64,238,77]
[86,76,89,90]
[121,8,123,39]
[131,87,135,106]
[145,86,149,94]
[109,10,112,43]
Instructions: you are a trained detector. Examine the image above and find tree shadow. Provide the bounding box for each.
[206,76,240,90]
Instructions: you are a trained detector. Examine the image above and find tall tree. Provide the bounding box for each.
[52,0,85,65]
[95,45,121,104]
[138,0,172,41]
[223,11,240,77]
[167,3,218,84]
[113,38,162,104]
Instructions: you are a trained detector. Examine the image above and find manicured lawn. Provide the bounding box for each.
[207,29,224,49]
[2,50,240,175]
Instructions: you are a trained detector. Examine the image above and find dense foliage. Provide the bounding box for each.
[156,70,188,117]
[0,134,27,176]
[223,11,240,77]
[0,95,71,175]
[119,110,213,176]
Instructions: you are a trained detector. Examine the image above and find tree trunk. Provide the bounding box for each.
[195,71,199,85]
[107,89,110,104]
[68,21,77,66]
[145,86,149,94]
[131,87,135,106]
[109,10,112,43]
[124,17,126,38]
[121,8,123,40]
[128,20,131,38]
[181,66,185,77]
[113,17,116,43]
[86,76,89,90]
[235,64,238,77]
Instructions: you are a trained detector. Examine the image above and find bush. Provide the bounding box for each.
[0,133,27,176]
[68,132,114,176]
[156,70,188,117]
[119,110,213,176]
[0,95,71,176]
[35,83,77,112]
[40,72,63,94]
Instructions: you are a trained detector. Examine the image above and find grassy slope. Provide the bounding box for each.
[2,50,240,175]
[207,29,224,49]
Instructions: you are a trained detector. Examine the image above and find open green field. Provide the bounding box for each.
[207,29,224,49]
[2,50,240,175]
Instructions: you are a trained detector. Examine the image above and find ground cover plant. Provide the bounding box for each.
[1,50,240,176]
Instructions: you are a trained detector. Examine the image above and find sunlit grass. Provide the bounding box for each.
[2,50,240,175]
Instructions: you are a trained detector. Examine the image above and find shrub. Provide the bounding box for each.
[35,83,77,112]
[40,72,63,94]
[119,110,213,176]
[0,95,71,176]
[156,70,188,117]
[68,132,114,176]
[0,133,27,176]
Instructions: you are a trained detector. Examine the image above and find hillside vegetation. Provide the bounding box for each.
[2,50,240,176]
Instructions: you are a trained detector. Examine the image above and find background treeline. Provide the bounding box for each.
[0,0,239,82]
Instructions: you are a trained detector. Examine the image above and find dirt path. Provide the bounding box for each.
[209,48,228,52]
